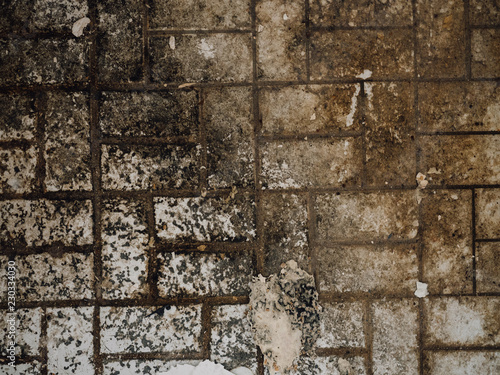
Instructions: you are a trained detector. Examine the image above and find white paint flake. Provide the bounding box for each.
[414,281,429,298]
[72,17,90,37]
[169,36,176,50]
[346,84,361,127]
[338,358,353,375]
[416,172,428,189]
[198,39,216,59]
[159,360,253,375]
[356,69,372,79]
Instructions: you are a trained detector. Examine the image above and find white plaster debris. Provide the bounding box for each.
[169,36,176,50]
[72,17,90,37]
[310,112,316,121]
[249,260,320,375]
[416,172,428,189]
[356,69,372,79]
[283,13,289,20]
[257,24,264,32]
[427,167,442,174]
[346,84,361,127]
[337,358,353,375]
[198,38,216,59]
[159,360,253,375]
[414,281,429,298]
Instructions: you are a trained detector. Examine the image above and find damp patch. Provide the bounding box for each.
[249,260,320,374]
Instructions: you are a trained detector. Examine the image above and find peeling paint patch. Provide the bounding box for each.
[249,260,320,374]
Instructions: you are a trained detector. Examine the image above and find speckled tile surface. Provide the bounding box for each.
[0,0,499,374]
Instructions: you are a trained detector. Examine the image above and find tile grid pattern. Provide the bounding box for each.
[0,0,499,374]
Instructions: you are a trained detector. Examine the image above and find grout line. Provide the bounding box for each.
[259,131,362,141]
[201,303,213,359]
[5,292,500,312]
[3,75,500,94]
[199,88,208,192]
[315,348,368,357]
[306,192,319,291]
[33,91,47,195]
[101,135,198,145]
[412,1,425,375]
[475,238,500,243]
[305,0,311,82]
[142,0,150,84]
[256,346,264,375]
[89,0,103,373]
[251,0,264,277]
[469,24,500,29]
[3,183,500,203]
[148,29,252,35]
[310,25,413,31]
[472,188,477,294]
[359,81,367,188]
[364,300,374,375]
[40,307,48,375]
[464,0,472,80]
[146,193,159,302]
[251,2,264,373]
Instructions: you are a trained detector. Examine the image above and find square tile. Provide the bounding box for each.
[0,308,41,356]
[0,94,36,141]
[476,242,500,293]
[421,190,473,294]
[256,0,306,80]
[260,138,363,189]
[101,144,200,191]
[0,199,93,247]
[373,299,419,375]
[44,91,91,191]
[0,38,89,85]
[416,0,465,78]
[261,193,309,275]
[420,135,500,185]
[102,199,149,299]
[98,0,143,82]
[150,34,252,83]
[310,30,413,79]
[149,0,251,29]
[314,191,419,241]
[475,189,500,239]
[157,252,252,297]
[154,195,256,242]
[472,28,500,78]
[0,147,37,194]
[16,252,94,301]
[423,297,500,346]
[317,244,418,295]
[418,82,500,132]
[99,91,199,138]
[310,0,412,27]
[211,305,257,372]
[365,82,415,186]
[317,302,365,348]
[100,305,202,353]
[260,84,362,135]
[47,307,94,374]
[205,87,254,189]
